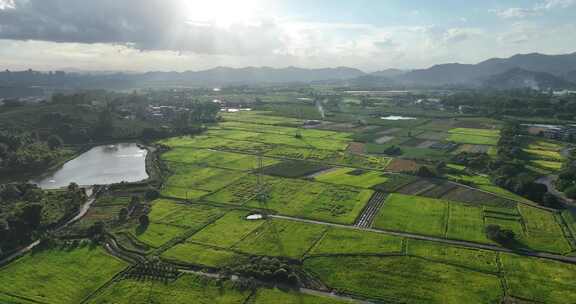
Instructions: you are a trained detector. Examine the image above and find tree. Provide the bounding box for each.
[87,221,105,239]
[565,185,576,199]
[139,214,150,227]
[485,224,515,245]
[20,203,43,230]
[47,134,63,149]
[67,182,79,193]
[416,166,435,178]
[118,208,128,222]
[542,192,561,209]
[435,161,447,174]
[145,190,159,201]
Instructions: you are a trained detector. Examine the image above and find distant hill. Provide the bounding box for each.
[399,52,576,86]
[0,67,366,91]
[370,69,407,78]
[482,68,576,90]
[137,66,366,85]
[3,52,576,93]
[566,70,576,83]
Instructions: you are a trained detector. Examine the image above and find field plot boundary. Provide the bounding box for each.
[268,214,576,264]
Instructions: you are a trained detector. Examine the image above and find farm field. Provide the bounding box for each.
[447,133,499,145]
[162,148,279,171]
[313,167,389,188]
[517,205,573,253]
[261,160,329,178]
[88,274,251,304]
[407,240,499,272]
[501,254,576,304]
[0,247,126,304]
[372,194,571,252]
[188,210,265,248]
[232,219,327,259]
[162,163,247,200]
[373,194,449,237]
[303,256,503,304]
[129,199,225,248]
[208,174,373,224]
[4,102,576,304]
[162,242,240,268]
[309,228,403,255]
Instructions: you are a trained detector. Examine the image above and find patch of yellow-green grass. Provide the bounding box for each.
[373,194,448,237]
[502,254,576,304]
[162,242,239,268]
[303,256,502,304]
[161,164,247,200]
[530,160,563,171]
[449,128,501,137]
[188,210,265,248]
[314,167,389,188]
[0,246,126,304]
[148,199,225,229]
[447,133,499,145]
[309,228,403,255]
[88,274,250,304]
[407,240,499,272]
[447,203,489,244]
[133,222,187,248]
[446,163,466,171]
[238,177,373,224]
[488,146,498,156]
[528,140,563,151]
[233,219,327,259]
[161,188,211,201]
[518,205,572,254]
[162,148,280,171]
[523,149,563,161]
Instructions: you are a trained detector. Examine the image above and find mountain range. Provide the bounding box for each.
[1,52,576,94]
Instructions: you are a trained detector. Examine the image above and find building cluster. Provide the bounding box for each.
[540,126,576,141]
[145,105,189,122]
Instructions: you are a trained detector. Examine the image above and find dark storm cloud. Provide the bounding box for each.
[0,0,283,55]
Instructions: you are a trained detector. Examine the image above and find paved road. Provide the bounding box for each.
[269,215,576,264]
[536,175,575,205]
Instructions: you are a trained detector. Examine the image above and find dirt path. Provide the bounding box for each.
[269,215,576,264]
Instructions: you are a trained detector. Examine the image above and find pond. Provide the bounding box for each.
[31,143,148,189]
[381,115,417,121]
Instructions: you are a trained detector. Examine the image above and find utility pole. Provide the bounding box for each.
[256,153,268,202]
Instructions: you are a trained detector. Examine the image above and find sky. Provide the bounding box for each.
[0,0,575,72]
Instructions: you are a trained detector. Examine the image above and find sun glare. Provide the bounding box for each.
[183,0,261,27]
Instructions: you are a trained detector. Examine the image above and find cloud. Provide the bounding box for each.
[493,0,575,19]
[0,0,285,56]
[539,0,576,9]
[493,8,540,19]
[442,28,481,43]
[0,0,15,10]
[374,38,397,49]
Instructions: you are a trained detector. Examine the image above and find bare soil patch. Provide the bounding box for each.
[385,159,419,173]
